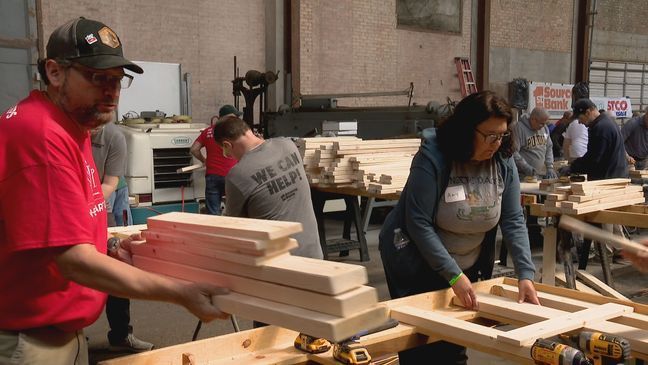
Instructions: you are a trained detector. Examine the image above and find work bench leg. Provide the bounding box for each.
[350,196,370,262]
[361,197,376,235]
[542,224,557,286]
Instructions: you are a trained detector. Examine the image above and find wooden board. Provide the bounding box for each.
[131,243,367,295]
[132,240,293,267]
[559,192,644,209]
[213,292,389,342]
[142,228,295,255]
[559,215,648,255]
[567,185,643,202]
[560,196,646,215]
[133,256,377,317]
[575,270,628,300]
[146,212,303,241]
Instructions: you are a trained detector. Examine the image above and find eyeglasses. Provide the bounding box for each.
[475,128,511,144]
[70,64,133,89]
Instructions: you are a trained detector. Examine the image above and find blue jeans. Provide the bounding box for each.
[205,174,226,215]
[107,186,133,226]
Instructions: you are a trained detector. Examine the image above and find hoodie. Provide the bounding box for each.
[513,114,554,177]
[378,130,535,292]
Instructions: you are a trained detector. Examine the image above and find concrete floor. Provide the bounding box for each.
[87,215,648,364]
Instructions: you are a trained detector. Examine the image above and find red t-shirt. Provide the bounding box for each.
[0,91,108,331]
[197,126,237,176]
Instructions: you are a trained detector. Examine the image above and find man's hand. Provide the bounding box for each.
[622,241,648,273]
[517,279,540,304]
[544,168,558,179]
[627,155,636,165]
[451,274,478,310]
[108,233,142,265]
[180,282,230,322]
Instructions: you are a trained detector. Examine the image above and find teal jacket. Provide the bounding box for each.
[379,130,535,284]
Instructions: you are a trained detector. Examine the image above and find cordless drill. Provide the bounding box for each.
[573,331,631,365]
[531,338,592,365]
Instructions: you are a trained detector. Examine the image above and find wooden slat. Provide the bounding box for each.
[560,192,644,209]
[132,240,293,267]
[575,270,629,300]
[142,228,293,255]
[133,255,377,317]
[567,185,643,202]
[131,243,367,295]
[213,292,389,342]
[560,196,646,214]
[146,212,303,241]
[559,215,648,254]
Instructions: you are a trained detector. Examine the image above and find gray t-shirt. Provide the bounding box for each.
[91,122,127,180]
[436,159,504,269]
[224,138,323,259]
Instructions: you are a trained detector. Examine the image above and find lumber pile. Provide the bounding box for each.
[131,212,388,341]
[541,178,646,215]
[630,169,648,179]
[295,137,420,195]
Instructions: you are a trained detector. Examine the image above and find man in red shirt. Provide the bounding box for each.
[0,17,227,364]
[190,105,240,214]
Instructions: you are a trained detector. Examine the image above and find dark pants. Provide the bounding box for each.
[106,295,131,344]
[205,174,226,215]
[380,227,498,365]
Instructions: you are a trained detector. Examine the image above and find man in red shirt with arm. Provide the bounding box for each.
[0,17,227,364]
[190,105,240,215]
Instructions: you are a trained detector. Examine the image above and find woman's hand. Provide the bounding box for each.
[451,274,478,310]
[108,233,143,265]
[517,279,540,305]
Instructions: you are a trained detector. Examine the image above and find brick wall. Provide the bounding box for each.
[591,0,648,63]
[298,0,472,107]
[490,0,573,53]
[40,0,265,123]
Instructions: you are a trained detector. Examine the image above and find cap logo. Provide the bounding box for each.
[98,27,120,48]
[85,33,98,45]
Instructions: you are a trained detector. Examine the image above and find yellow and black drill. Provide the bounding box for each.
[569,331,631,365]
[531,338,592,365]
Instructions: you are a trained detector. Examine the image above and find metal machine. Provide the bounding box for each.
[262,89,452,139]
[119,122,207,206]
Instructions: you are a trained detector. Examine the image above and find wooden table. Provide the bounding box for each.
[99,277,648,365]
[311,186,400,261]
[528,201,648,287]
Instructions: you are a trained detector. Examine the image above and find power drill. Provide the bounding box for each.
[571,331,631,365]
[531,338,592,365]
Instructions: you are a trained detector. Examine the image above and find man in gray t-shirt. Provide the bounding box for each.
[212,117,323,259]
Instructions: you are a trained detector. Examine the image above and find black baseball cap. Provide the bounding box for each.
[218,105,242,118]
[46,17,143,74]
[572,98,596,118]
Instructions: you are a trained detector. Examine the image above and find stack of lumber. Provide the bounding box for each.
[630,169,648,179]
[542,178,645,215]
[131,212,388,342]
[295,137,420,194]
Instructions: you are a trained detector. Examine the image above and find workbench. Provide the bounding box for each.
[311,186,399,261]
[522,180,648,287]
[98,277,648,365]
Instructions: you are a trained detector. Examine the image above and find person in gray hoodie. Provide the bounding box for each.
[513,107,557,179]
[379,91,538,364]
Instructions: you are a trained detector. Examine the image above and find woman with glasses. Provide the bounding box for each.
[378,91,539,364]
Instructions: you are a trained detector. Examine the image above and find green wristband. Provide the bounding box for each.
[449,272,464,286]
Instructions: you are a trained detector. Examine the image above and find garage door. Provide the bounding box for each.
[589,60,648,114]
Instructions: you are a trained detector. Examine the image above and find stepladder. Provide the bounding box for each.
[455,57,478,97]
